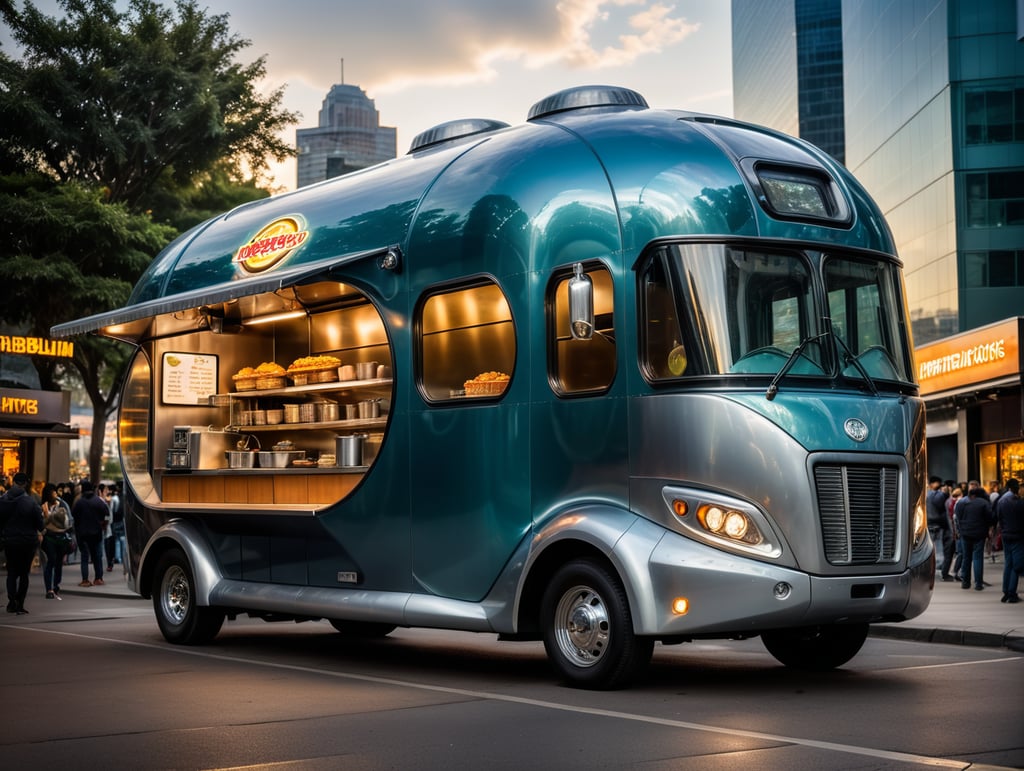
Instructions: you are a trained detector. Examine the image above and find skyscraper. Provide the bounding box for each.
[296,83,397,188]
[732,0,1024,487]
[732,0,845,162]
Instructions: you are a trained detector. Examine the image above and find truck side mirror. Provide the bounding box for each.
[568,263,594,340]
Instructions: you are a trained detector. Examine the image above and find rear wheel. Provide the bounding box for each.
[541,559,653,689]
[152,547,224,645]
[328,620,396,638]
[761,623,869,670]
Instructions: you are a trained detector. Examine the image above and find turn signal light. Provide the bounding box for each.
[672,597,690,615]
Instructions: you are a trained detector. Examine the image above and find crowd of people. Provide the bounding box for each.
[926,477,1024,603]
[0,473,125,615]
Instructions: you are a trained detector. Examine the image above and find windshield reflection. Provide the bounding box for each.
[640,242,914,386]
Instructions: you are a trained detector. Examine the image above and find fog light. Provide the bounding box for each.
[672,597,690,615]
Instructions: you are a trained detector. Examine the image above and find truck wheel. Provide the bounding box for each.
[153,547,224,645]
[328,620,396,638]
[761,623,869,670]
[541,559,654,689]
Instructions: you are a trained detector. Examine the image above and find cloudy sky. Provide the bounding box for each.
[4,0,735,190]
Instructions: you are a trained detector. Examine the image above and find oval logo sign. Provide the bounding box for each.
[844,418,869,442]
[234,216,309,274]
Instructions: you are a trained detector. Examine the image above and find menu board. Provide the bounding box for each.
[162,352,218,405]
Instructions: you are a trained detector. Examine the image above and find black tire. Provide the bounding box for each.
[152,547,224,645]
[328,620,397,638]
[541,559,654,690]
[761,623,869,670]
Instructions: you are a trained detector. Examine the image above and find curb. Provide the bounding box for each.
[870,624,1024,652]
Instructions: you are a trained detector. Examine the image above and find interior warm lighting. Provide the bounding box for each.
[672,597,690,615]
[243,309,307,326]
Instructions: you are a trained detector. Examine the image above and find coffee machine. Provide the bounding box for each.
[166,425,194,470]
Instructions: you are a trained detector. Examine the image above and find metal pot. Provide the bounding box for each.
[336,434,367,467]
[225,450,256,469]
[356,361,378,380]
[357,399,380,419]
[317,402,340,422]
[257,450,305,468]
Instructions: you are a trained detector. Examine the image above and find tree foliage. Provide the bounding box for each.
[0,0,298,203]
[0,0,297,481]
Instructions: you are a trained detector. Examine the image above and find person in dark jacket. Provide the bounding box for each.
[926,477,953,580]
[958,485,996,591]
[996,478,1023,603]
[70,480,109,587]
[0,473,45,614]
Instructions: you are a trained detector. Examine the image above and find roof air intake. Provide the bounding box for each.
[408,118,510,153]
[527,85,648,121]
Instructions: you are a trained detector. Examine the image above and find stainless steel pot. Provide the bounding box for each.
[257,450,305,468]
[225,450,256,469]
[357,399,380,419]
[317,402,340,422]
[356,361,378,380]
[336,434,367,467]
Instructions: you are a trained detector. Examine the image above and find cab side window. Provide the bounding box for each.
[549,263,616,394]
[418,280,515,402]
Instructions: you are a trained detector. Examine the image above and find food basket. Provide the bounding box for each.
[465,380,508,396]
[255,375,287,390]
[289,366,339,386]
[232,375,257,392]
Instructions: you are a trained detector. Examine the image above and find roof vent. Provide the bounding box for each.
[527,85,648,121]
[408,118,510,153]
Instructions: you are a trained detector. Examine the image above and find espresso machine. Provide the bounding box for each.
[166,425,195,470]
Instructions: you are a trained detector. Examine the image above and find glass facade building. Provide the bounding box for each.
[296,84,397,189]
[732,0,1024,486]
[732,0,845,162]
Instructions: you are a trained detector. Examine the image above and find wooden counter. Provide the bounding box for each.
[159,468,365,506]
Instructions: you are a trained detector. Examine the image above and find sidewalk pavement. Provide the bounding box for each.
[19,553,1024,653]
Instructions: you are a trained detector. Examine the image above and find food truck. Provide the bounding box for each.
[53,86,933,689]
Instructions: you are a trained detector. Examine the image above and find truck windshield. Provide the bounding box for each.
[640,242,914,386]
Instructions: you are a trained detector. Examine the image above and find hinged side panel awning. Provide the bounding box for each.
[50,247,390,342]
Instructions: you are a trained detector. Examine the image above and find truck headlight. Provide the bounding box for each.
[912,500,928,551]
[663,486,782,558]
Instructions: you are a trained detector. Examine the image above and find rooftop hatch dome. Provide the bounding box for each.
[527,85,648,120]
[408,118,510,153]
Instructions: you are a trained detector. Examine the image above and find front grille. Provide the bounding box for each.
[814,463,899,565]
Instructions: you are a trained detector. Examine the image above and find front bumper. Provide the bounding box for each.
[630,526,933,637]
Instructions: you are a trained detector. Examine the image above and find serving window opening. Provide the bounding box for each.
[117,279,394,510]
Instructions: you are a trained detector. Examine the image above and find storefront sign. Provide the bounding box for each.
[915,318,1022,396]
[0,388,68,424]
[0,334,74,358]
[234,216,309,275]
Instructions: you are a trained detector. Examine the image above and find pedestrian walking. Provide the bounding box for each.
[41,483,73,599]
[958,485,996,591]
[996,478,1023,603]
[0,473,45,614]
[70,480,109,587]
[926,476,953,581]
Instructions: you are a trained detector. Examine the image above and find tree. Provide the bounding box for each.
[0,174,175,478]
[0,0,297,204]
[0,0,298,481]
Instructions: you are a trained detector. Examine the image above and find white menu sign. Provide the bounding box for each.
[162,352,219,405]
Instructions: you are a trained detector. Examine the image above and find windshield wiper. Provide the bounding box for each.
[765,332,827,401]
[827,320,880,397]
